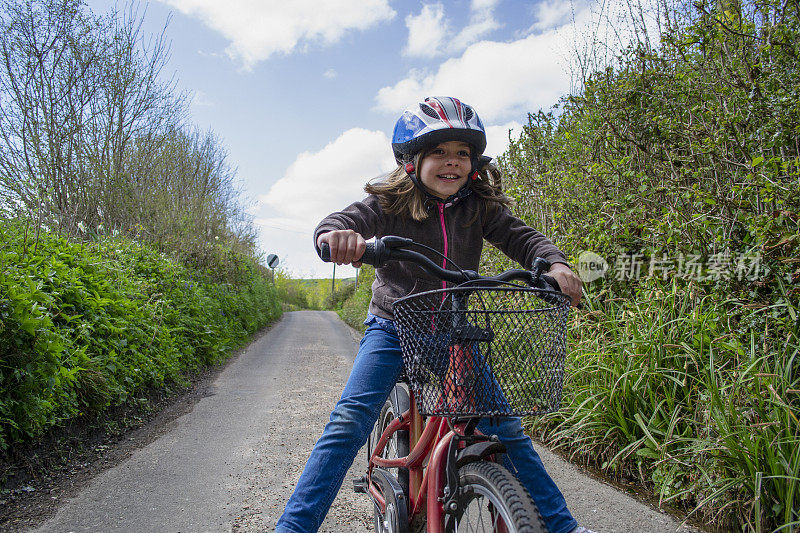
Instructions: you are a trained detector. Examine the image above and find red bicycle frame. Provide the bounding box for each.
[367,344,490,532]
[368,390,453,532]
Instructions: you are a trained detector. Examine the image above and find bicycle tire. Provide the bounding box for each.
[448,461,547,533]
[368,384,411,532]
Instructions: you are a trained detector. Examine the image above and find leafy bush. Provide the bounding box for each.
[493,1,800,529]
[275,272,361,312]
[275,271,313,310]
[325,279,356,310]
[337,266,375,332]
[0,0,280,455]
[0,220,281,451]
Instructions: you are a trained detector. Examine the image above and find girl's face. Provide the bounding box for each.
[417,141,472,200]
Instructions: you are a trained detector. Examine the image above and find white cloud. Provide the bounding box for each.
[404,4,448,57]
[529,0,575,33]
[376,23,578,124]
[485,121,523,159]
[158,0,396,69]
[449,17,500,52]
[190,90,214,107]
[197,49,224,59]
[260,128,394,220]
[381,0,667,125]
[323,68,337,79]
[450,0,501,50]
[404,0,499,57]
[471,0,499,10]
[253,128,396,277]
[376,0,607,124]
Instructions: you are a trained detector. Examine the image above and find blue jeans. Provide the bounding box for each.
[276,317,577,533]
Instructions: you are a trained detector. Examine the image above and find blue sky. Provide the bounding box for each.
[85,0,639,278]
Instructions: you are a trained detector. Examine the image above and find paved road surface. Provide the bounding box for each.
[31,311,698,532]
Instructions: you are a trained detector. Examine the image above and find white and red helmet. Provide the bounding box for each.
[391,96,486,165]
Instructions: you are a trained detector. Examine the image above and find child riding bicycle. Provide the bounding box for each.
[276,96,593,533]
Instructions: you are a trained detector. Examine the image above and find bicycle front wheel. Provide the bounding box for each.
[450,461,547,533]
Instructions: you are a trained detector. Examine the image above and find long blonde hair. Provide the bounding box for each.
[364,152,513,222]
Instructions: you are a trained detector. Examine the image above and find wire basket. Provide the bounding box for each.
[392,285,570,417]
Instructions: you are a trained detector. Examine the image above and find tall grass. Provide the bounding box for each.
[531,279,800,531]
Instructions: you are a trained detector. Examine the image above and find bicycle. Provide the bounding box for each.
[320,235,571,533]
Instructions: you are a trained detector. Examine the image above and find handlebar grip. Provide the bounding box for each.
[319,242,331,263]
[541,274,560,292]
[318,241,380,266]
[319,243,331,262]
[359,242,377,266]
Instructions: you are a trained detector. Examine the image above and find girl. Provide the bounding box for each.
[276,96,592,533]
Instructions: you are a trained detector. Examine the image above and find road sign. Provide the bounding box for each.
[267,254,279,269]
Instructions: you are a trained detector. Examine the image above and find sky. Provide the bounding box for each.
[84,0,645,278]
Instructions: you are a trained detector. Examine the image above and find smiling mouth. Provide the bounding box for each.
[438,174,461,181]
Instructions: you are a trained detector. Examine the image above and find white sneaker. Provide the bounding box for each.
[573,528,597,533]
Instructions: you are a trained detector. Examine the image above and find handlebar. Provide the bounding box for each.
[318,235,562,294]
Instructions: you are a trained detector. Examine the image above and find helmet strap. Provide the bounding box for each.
[470,155,491,180]
[404,162,429,196]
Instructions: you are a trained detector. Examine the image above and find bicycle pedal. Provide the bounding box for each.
[353,475,368,494]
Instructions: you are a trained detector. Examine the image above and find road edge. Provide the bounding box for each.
[0,321,282,532]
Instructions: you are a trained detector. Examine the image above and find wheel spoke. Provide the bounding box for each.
[456,491,508,532]
[453,462,547,533]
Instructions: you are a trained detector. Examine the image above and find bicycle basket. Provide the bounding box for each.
[392,285,570,417]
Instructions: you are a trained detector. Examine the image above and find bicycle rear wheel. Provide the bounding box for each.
[449,461,547,533]
[368,385,410,532]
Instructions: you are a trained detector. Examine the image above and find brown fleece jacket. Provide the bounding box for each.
[314,194,568,320]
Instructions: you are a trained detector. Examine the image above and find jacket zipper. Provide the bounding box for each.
[438,202,448,291]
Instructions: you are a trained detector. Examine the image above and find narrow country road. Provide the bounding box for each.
[30,311,698,533]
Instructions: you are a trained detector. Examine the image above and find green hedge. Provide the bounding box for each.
[490,1,800,529]
[0,221,281,450]
[336,266,375,332]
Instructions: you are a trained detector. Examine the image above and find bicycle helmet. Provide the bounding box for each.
[391,96,487,203]
[392,96,486,165]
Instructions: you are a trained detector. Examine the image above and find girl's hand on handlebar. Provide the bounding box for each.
[317,230,366,267]
[548,263,582,307]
